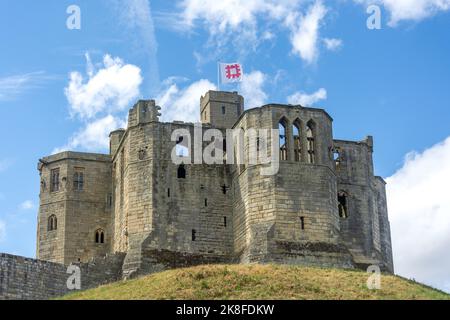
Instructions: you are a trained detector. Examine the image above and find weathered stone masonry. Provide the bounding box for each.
[0,90,394,299]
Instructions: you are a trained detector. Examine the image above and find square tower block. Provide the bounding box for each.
[200,91,244,129]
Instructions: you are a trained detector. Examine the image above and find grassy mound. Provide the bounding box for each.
[61,264,449,300]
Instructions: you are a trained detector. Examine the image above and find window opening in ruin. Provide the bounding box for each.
[338,192,349,219]
[306,121,316,164]
[177,165,186,179]
[279,118,288,161]
[293,120,301,162]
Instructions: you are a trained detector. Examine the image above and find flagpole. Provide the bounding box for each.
[217,61,220,91]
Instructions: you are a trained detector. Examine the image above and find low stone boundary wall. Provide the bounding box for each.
[0,253,125,300]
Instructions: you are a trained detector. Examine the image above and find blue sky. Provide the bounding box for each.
[1,0,450,292]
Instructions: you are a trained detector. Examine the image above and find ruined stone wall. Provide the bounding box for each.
[333,138,391,269]
[0,253,125,300]
[374,177,394,272]
[37,152,112,265]
[142,122,234,257]
[231,106,353,268]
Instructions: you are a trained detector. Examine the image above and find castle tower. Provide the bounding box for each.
[200,91,244,128]
[36,152,112,264]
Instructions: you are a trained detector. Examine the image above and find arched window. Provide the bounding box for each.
[177,164,186,179]
[95,229,105,244]
[293,120,301,162]
[338,191,349,219]
[48,215,57,231]
[279,118,288,161]
[333,148,341,168]
[306,120,316,164]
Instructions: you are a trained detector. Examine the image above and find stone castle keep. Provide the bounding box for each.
[1,90,393,299]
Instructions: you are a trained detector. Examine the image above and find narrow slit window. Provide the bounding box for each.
[204,198,208,207]
[107,193,113,208]
[222,106,226,114]
[223,216,227,227]
[300,217,305,230]
[192,229,196,241]
[167,188,171,198]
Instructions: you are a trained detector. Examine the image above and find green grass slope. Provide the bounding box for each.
[61,264,449,300]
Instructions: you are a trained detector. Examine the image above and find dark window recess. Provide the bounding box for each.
[204,198,208,207]
[50,168,60,192]
[338,192,348,219]
[222,106,226,114]
[192,229,197,241]
[167,188,171,198]
[223,216,227,227]
[223,138,227,153]
[300,217,305,230]
[73,172,84,191]
[221,184,228,194]
[48,215,57,231]
[177,165,186,179]
[95,229,105,244]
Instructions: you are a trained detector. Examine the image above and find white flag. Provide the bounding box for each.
[219,62,243,84]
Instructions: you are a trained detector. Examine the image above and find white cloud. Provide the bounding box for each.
[0,220,6,242]
[386,136,450,293]
[53,115,126,154]
[355,0,450,26]
[180,0,298,34]
[287,88,327,106]
[176,0,333,64]
[285,1,327,64]
[239,71,268,109]
[0,72,52,101]
[111,0,159,92]
[19,200,34,210]
[65,53,143,119]
[323,38,343,51]
[157,78,217,123]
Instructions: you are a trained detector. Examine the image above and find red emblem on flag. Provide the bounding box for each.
[225,64,242,80]
[220,62,243,84]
